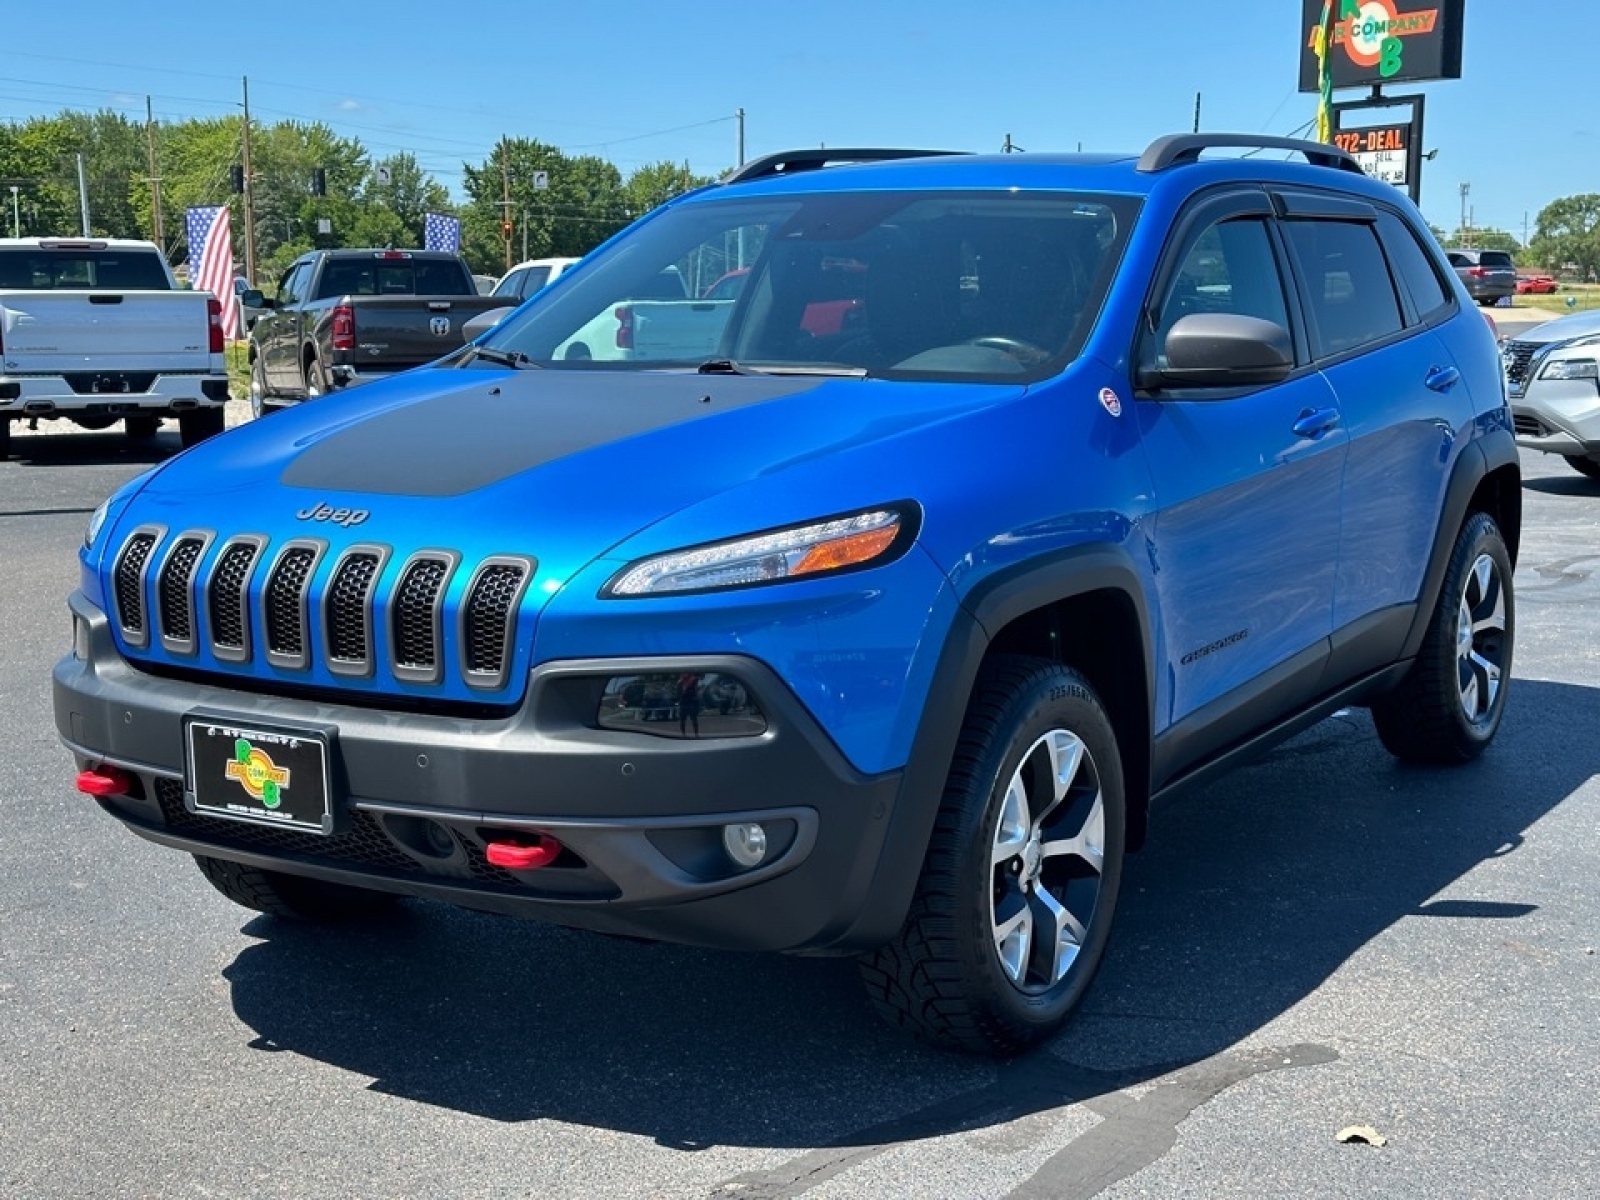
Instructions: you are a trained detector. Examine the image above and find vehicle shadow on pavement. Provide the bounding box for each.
[3,428,179,467]
[1521,474,1600,498]
[221,678,1599,1151]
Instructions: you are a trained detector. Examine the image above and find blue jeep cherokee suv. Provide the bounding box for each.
[55,134,1519,1054]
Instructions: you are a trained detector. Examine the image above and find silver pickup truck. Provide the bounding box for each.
[0,238,231,458]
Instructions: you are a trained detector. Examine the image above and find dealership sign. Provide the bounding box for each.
[1298,0,1465,91]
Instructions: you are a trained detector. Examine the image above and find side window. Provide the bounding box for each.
[277,264,304,305]
[1282,220,1404,359]
[1375,210,1452,322]
[491,268,527,300]
[1141,216,1291,372]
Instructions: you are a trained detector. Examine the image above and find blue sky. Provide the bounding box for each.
[0,2,1583,240]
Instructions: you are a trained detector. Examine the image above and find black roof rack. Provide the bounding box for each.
[1137,133,1362,175]
[723,148,967,185]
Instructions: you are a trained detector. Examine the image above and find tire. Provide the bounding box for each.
[0,418,10,460]
[1563,455,1600,481]
[193,854,397,922]
[1371,511,1514,764]
[859,656,1126,1055]
[125,415,160,440]
[249,354,277,419]
[178,407,226,448]
[304,354,333,400]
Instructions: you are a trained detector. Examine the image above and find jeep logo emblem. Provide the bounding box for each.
[429,316,451,337]
[296,502,369,528]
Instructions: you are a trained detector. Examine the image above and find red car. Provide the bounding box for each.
[1516,274,1558,294]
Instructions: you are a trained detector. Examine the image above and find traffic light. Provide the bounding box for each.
[311,168,327,196]
[501,220,513,238]
[229,165,244,193]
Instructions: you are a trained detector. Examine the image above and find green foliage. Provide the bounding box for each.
[1444,226,1521,255]
[1529,194,1600,280]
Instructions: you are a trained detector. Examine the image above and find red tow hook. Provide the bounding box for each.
[76,766,132,797]
[484,835,562,870]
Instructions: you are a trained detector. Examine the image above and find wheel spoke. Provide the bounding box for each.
[993,890,1033,983]
[992,778,1031,868]
[1034,730,1086,826]
[1471,554,1495,609]
[1470,650,1502,710]
[1459,657,1480,718]
[1029,886,1086,985]
[1041,789,1106,874]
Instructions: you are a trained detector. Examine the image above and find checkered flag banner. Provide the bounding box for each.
[423,212,461,253]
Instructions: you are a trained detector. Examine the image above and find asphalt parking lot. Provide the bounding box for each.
[1,417,1596,1199]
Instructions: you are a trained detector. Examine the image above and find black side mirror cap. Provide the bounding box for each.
[240,289,266,308]
[1141,312,1294,390]
[463,307,518,342]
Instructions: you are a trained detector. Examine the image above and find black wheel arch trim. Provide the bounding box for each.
[831,542,1156,951]
[1401,427,1520,661]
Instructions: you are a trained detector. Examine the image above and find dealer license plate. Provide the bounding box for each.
[185,717,334,835]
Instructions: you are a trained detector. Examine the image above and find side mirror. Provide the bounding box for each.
[240,290,269,309]
[462,307,518,342]
[1142,313,1293,389]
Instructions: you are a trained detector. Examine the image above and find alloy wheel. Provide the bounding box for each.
[1456,552,1506,723]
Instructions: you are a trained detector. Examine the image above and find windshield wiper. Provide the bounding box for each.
[697,358,867,378]
[468,345,539,370]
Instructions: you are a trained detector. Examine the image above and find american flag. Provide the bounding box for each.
[423,212,461,253]
[185,204,239,340]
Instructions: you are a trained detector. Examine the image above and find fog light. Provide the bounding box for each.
[722,822,768,868]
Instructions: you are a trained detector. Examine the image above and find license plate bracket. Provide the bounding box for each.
[184,715,337,835]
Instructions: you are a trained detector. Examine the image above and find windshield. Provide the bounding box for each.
[0,247,171,290]
[478,190,1139,380]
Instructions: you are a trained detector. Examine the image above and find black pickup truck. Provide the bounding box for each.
[243,249,504,415]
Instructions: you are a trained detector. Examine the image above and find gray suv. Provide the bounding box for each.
[1447,249,1516,306]
[1503,308,1600,479]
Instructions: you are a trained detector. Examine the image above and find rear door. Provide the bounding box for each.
[1137,190,1346,756]
[1276,193,1471,677]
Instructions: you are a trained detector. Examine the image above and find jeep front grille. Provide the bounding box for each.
[461,559,531,688]
[112,526,163,648]
[262,542,324,670]
[392,552,457,683]
[324,547,388,677]
[206,538,264,662]
[110,531,533,693]
[156,532,213,655]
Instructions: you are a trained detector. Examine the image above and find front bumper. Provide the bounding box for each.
[54,592,907,953]
[1511,375,1600,456]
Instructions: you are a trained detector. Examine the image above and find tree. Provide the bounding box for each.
[1443,225,1520,254]
[360,152,450,248]
[460,139,631,275]
[1528,194,1600,279]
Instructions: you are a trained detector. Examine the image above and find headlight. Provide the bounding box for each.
[1538,357,1599,381]
[605,505,915,596]
[85,499,110,548]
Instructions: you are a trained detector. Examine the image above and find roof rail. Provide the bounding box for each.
[723,148,966,185]
[1137,133,1362,175]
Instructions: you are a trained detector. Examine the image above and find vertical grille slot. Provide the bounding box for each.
[206,538,265,662]
[460,557,533,690]
[323,546,389,678]
[390,552,458,685]
[261,541,325,670]
[156,532,214,655]
[112,526,164,648]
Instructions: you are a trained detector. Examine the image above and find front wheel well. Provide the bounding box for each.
[986,588,1152,850]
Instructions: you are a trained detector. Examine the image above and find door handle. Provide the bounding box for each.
[1292,407,1341,439]
[1425,365,1461,392]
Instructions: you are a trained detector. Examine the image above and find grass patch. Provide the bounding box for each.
[226,342,250,400]
[1506,283,1600,314]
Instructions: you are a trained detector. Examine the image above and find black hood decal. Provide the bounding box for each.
[279,371,825,497]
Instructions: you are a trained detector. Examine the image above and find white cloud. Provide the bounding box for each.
[336,98,365,112]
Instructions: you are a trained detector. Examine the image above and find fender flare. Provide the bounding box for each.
[831,542,1157,951]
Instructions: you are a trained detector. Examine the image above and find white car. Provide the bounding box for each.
[490,256,581,304]
[1503,309,1600,480]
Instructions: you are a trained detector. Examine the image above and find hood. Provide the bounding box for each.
[132,364,1026,589]
[1513,308,1600,347]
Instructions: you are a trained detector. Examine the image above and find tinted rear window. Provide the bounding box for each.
[1479,251,1514,269]
[315,258,472,299]
[0,248,170,290]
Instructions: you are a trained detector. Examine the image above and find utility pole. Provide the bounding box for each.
[145,96,164,251]
[241,76,258,284]
[521,209,528,262]
[8,185,19,238]
[1458,181,1470,248]
[736,107,745,167]
[1523,210,1530,249]
[76,153,91,235]
[499,139,513,272]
